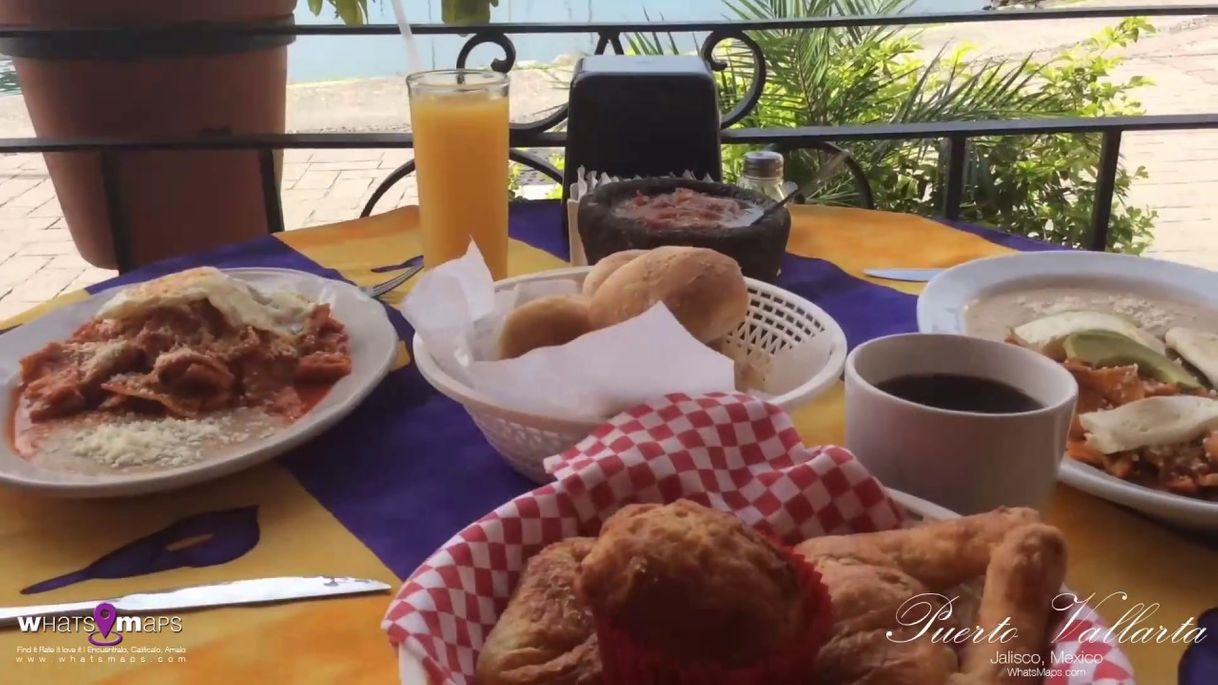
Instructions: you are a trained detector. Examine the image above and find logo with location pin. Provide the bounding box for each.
[87,602,123,646]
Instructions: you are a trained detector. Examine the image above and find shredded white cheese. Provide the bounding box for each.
[65,415,245,468]
[42,408,282,472]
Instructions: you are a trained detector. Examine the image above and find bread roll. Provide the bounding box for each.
[588,246,748,343]
[581,249,647,297]
[499,294,595,359]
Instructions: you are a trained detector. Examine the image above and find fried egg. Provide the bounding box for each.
[1081,395,1218,454]
[97,267,314,336]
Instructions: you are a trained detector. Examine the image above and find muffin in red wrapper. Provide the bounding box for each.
[578,500,834,684]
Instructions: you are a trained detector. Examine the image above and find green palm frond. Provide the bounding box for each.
[626,0,1156,252]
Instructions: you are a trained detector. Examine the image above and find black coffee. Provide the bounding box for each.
[876,373,1042,414]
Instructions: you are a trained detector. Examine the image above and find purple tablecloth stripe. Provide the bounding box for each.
[507,200,569,261]
[57,205,1058,581]
[943,219,1069,253]
[278,358,534,572]
[776,253,919,346]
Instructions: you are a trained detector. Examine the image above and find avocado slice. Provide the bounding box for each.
[1011,310,1165,359]
[1063,330,1201,389]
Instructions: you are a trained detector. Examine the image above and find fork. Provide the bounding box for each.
[363,256,424,299]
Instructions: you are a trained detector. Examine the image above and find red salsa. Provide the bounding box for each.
[613,188,753,230]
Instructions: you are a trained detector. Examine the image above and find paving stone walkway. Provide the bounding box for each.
[1117,20,1218,269]
[0,13,1214,321]
[0,148,422,320]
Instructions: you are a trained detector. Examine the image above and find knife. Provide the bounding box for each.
[863,268,945,282]
[0,576,391,627]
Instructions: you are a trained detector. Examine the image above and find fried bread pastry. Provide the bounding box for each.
[577,500,810,668]
[803,536,959,685]
[949,524,1068,685]
[801,507,1039,591]
[796,508,1058,685]
[476,538,602,685]
[481,507,1064,685]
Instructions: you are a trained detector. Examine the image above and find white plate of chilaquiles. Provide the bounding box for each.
[384,393,1132,685]
[0,266,396,496]
[919,250,1218,529]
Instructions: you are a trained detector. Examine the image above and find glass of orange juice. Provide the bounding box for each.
[407,69,510,279]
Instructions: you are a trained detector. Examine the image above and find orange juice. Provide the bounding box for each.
[408,70,510,279]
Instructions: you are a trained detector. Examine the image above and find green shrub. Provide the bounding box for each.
[631,0,1156,253]
[306,0,499,25]
[306,0,371,25]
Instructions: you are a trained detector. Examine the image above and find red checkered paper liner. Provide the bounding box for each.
[382,392,1134,685]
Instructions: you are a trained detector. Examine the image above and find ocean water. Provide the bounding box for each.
[0,1,981,94]
[289,0,981,83]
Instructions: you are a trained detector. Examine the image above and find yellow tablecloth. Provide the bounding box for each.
[1,205,1209,684]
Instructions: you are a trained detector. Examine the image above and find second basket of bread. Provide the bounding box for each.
[402,243,846,482]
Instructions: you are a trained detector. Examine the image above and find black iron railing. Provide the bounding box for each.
[0,5,1215,270]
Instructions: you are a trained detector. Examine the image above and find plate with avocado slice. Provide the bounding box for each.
[917,251,1218,530]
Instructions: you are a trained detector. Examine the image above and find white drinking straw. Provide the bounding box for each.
[389,0,425,74]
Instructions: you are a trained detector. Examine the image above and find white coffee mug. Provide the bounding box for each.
[845,333,1078,514]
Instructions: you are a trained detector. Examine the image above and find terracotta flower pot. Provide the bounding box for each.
[0,0,295,269]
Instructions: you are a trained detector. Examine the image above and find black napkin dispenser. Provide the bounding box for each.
[561,55,722,219]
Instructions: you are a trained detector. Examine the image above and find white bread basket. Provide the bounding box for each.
[412,267,847,482]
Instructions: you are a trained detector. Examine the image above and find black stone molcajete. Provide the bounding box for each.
[577,178,791,283]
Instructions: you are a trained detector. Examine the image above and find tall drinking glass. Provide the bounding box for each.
[406,69,510,278]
